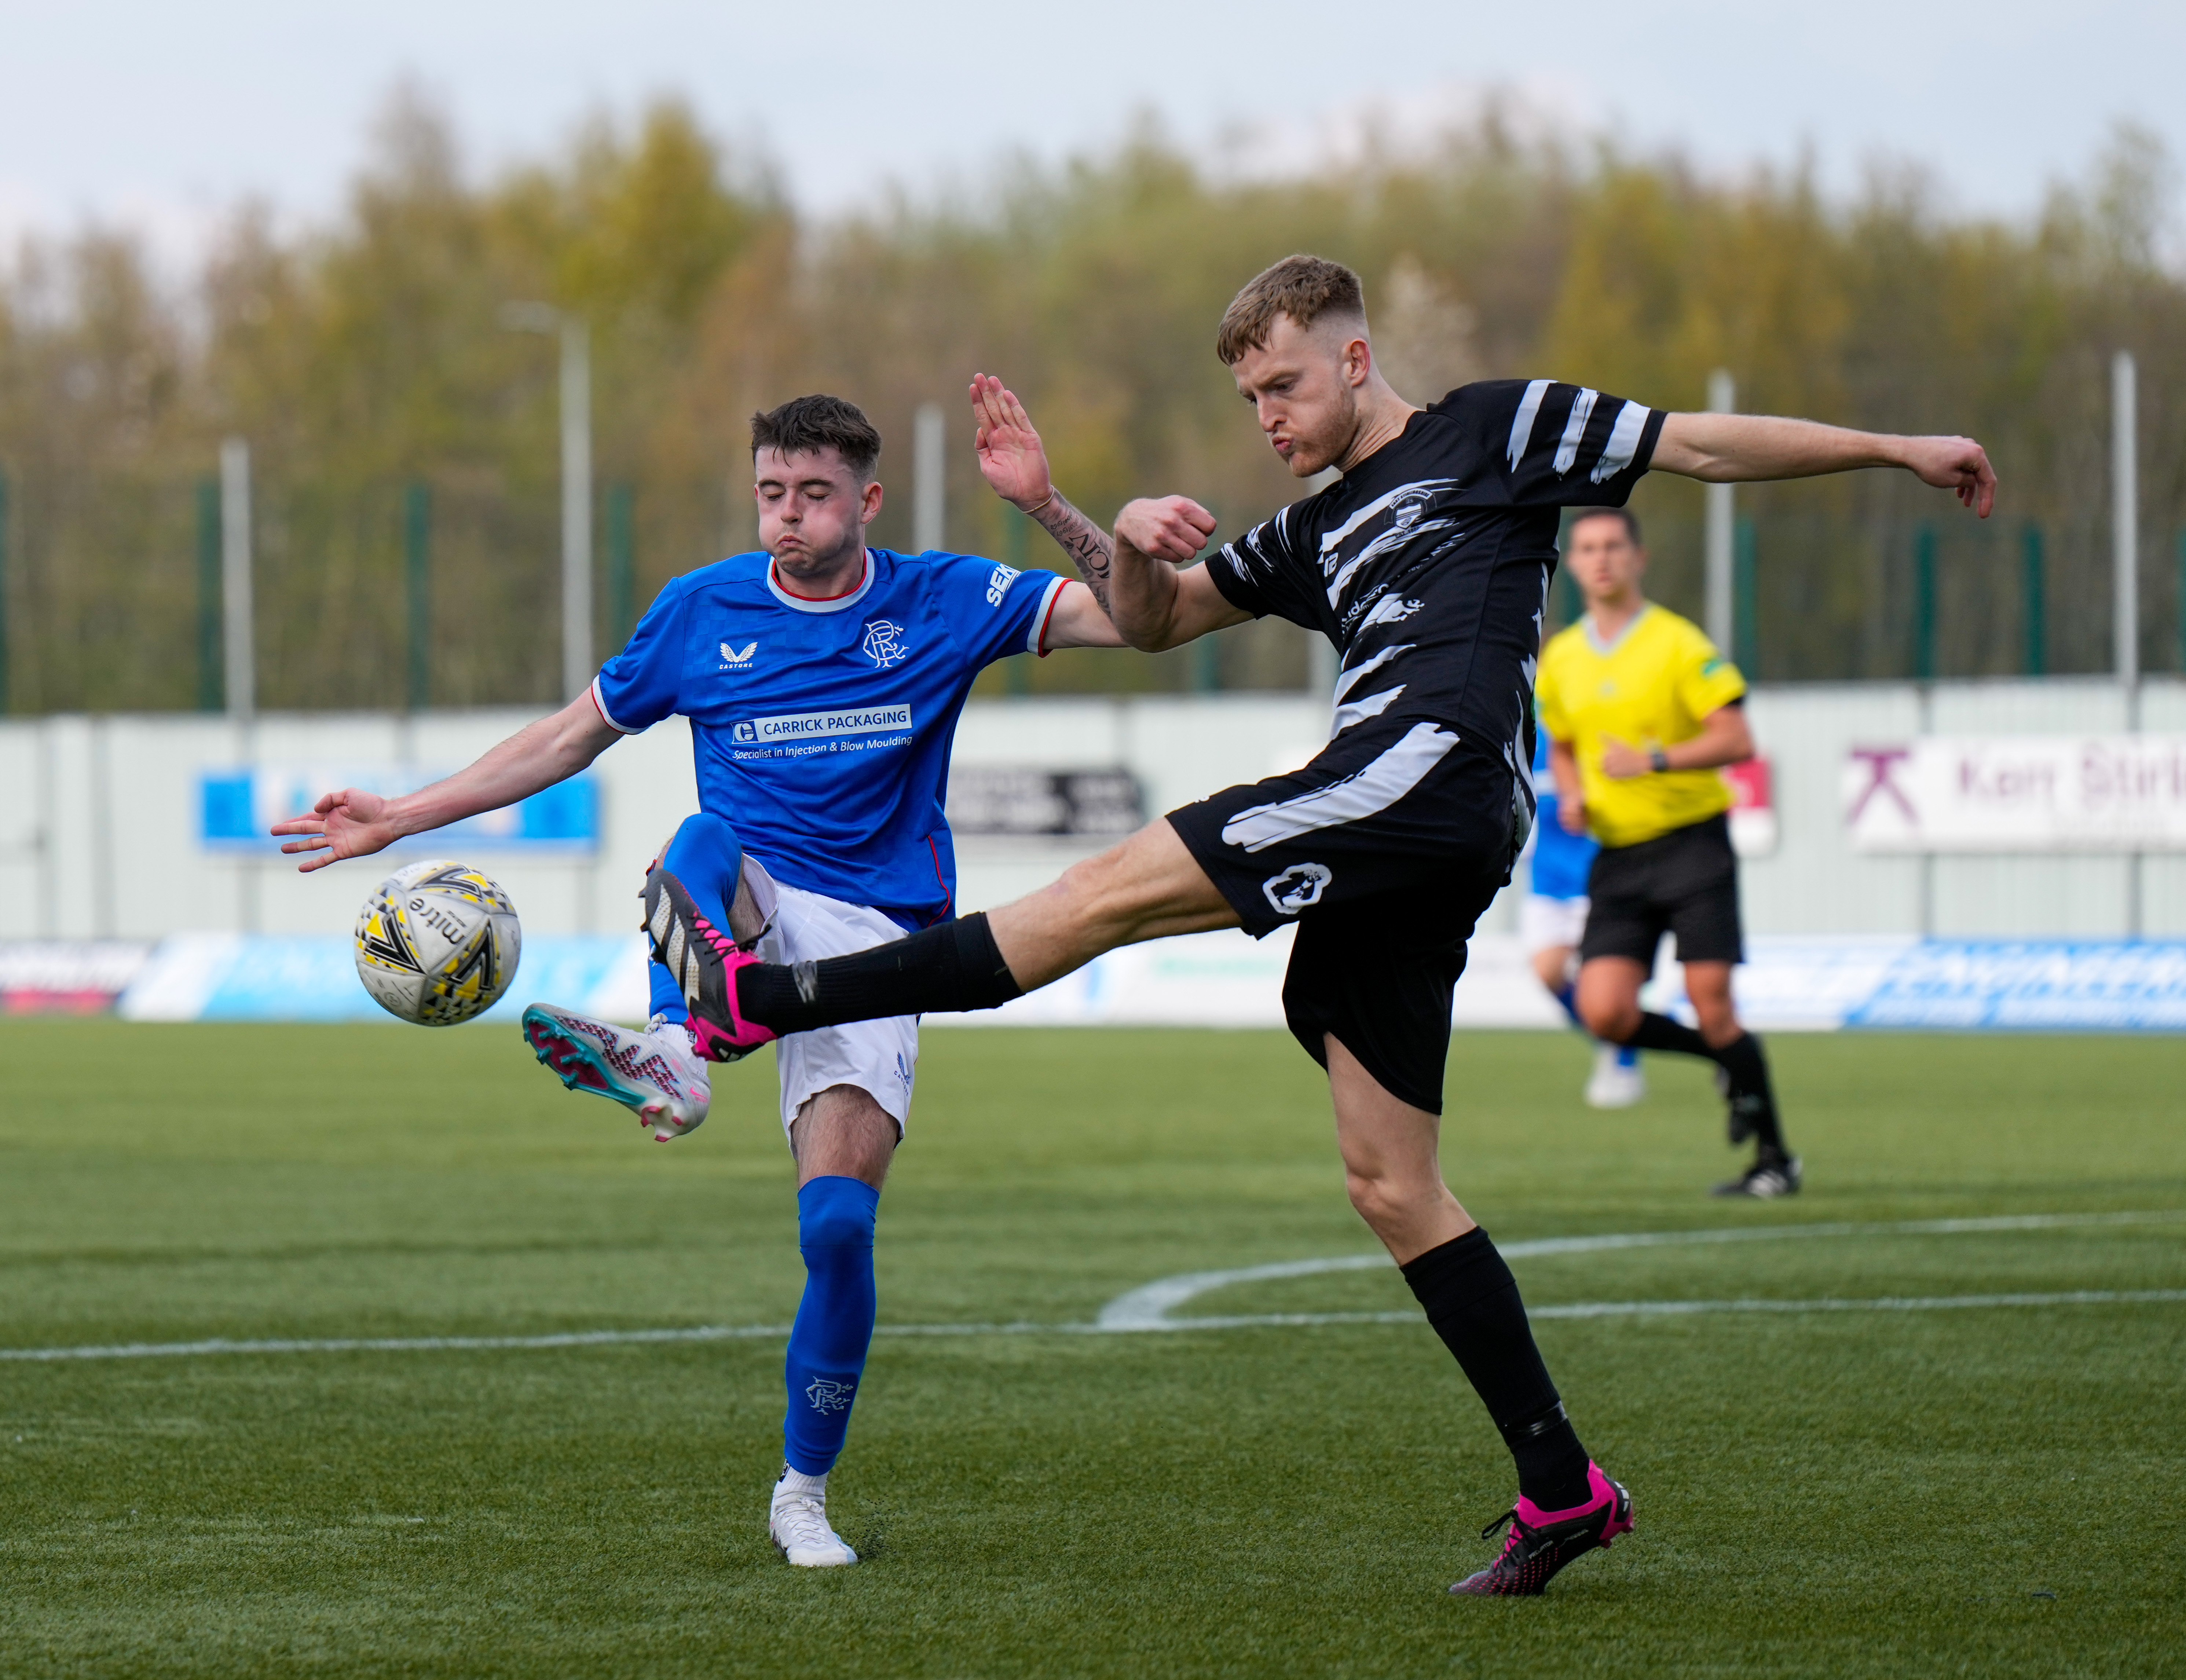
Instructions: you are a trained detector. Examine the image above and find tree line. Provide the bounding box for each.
[0,91,2179,714]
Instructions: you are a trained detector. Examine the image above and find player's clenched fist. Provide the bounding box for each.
[1114,496,1218,562]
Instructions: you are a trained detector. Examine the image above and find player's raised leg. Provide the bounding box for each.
[770,1083,896,1569]
[641,813,782,1062]
[659,814,1238,1054]
[523,811,761,1140]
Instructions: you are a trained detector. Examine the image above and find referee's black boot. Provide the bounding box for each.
[1712,1149,1803,1198]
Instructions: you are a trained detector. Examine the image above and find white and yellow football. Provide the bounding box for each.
[353,860,522,1026]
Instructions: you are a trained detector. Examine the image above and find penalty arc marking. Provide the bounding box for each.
[1,1210,2180,1364]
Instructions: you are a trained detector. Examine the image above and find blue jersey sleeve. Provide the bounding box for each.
[591,578,688,733]
[932,553,1068,668]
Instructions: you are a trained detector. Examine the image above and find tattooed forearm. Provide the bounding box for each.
[1028,490,1115,612]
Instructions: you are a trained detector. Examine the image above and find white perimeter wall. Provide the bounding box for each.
[4,678,2184,941]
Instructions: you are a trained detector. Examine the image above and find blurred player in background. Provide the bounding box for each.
[1520,720,1644,1108]
[1537,507,1795,1197]
[272,392,1170,1569]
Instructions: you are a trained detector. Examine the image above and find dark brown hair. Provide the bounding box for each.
[750,394,883,481]
[1567,506,1642,545]
[1215,255,1367,365]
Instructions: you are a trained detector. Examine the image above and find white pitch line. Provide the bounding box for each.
[3,1211,2181,1364]
[1093,1207,2186,1329]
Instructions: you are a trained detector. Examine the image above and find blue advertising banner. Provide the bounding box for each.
[118,933,649,1024]
[199,766,597,854]
[107,930,2186,1033]
[1842,941,2186,1031]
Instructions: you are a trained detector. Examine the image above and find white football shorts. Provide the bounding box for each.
[739,855,918,1141]
[1518,892,1590,956]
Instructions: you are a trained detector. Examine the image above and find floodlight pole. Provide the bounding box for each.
[505,303,593,703]
[221,438,255,723]
[1704,370,1735,654]
[913,402,945,553]
[2112,351,2138,698]
[559,316,593,702]
[2113,350,2142,937]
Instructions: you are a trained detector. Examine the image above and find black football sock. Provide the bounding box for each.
[1712,1031,1787,1154]
[733,911,1023,1034]
[1621,1010,1715,1060]
[1401,1228,1594,1512]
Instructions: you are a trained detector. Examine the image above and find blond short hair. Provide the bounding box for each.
[1215,255,1367,365]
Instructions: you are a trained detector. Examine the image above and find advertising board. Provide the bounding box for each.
[199,766,598,854]
[1845,736,2186,852]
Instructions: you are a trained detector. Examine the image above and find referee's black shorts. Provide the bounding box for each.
[1163,717,1520,1115]
[1578,811,1744,967]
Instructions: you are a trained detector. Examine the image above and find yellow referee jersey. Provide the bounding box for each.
[1535,604,1748,849]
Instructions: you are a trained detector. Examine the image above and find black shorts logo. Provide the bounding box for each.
[1262,862,1333,915]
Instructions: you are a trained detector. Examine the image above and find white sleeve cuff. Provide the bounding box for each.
[589,675,642,735]
[1027,574,1069,656]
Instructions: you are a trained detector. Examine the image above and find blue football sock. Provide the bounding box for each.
[783,1175,881,1476]
[1552,981,1585,1031]
[648,813,744,1025]
[1615,1044,1641,1070]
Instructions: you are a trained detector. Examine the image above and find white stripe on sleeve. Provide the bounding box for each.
[1552,388,1600,475]
[1026,574,1069,654]
[1219,722,1458,853]
[1589,400,1652,484]
[1506,380,1551,473]
[589,674,641,735]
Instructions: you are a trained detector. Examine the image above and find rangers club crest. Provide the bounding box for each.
[860,619,909,669]
[805,1377,856,1414]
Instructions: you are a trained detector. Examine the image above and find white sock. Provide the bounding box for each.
[777,1465,827,1499]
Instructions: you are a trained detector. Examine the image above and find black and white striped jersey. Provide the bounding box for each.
[1204,378,1663,792]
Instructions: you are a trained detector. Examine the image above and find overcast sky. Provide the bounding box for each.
[1,0,2179,264]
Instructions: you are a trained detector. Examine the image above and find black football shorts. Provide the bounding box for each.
[1578,812,1744,966]
[1164,717,1521,1114]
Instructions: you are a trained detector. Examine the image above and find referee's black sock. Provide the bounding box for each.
[1714,1031,1788,1154]
[734,911,1023,1035]
[1621,1011,1715,1060]
[1401,1228,1594,1512]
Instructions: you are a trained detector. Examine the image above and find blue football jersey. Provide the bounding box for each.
[1528,719,1598,901]
[593,548,1067,929]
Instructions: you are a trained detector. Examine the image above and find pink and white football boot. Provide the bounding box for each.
[521,1003,711,1142]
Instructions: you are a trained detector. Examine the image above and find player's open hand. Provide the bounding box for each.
[1900,435,1997,518]
[271,788,404,872]
[970,374,1052,511]
[1114,497,1218,563]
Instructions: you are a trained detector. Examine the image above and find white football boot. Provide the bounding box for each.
[769,1467,858,1567]
[1583,1042,1647,1109]
[520,1003,711,1142]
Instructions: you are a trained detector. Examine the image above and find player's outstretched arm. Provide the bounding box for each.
[1652,413,1996,517]
[270,691,620,872]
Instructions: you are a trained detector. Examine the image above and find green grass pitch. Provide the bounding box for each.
[1,1019,2182,1678]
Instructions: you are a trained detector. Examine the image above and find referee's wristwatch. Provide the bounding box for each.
[1648,747,1671,774]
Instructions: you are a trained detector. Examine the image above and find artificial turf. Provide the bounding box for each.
[0,1018,2180,1678]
